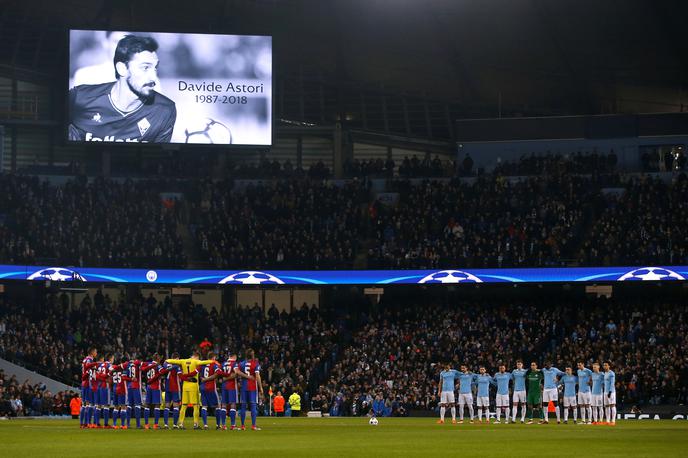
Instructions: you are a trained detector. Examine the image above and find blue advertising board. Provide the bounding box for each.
[0,265,685,285]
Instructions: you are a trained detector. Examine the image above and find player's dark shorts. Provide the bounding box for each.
[165,391,180,403]
[201,390,220,407]
[241,390,258,404]
[113,393,127,406]
[96,387,110,405]
[128,388,142,406]
[145,389,161,405]
[527,392,541,405]
[81,386,94,403]
[222,389,239,405]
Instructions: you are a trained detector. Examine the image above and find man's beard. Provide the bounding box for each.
[127,78,155,102]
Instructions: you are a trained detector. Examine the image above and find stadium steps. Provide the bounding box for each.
[176,200,208,269]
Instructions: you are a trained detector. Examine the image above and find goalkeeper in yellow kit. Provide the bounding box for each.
[165,351,216,429]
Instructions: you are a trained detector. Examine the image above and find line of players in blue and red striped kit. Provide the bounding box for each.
[79,347,263,431]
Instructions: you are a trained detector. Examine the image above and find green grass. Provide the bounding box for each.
[2,417,687,457]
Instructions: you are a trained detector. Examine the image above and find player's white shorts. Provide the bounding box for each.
[604,392,616,405]
[542,388,558,403]
[496,394,510,407]
[591,394,603,407]
[440,391,455,405]
[577,391,592,405]
[476,396,489,407]
[512,390,526,404]
[563,396,577,407]
[458,393,473,405]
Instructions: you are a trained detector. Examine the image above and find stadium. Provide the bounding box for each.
[0,0,687,456]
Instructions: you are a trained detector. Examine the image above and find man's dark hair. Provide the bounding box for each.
[113,35,158,78]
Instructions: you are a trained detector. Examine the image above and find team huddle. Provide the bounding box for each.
[79,347,264,431]
[437,360,617,425]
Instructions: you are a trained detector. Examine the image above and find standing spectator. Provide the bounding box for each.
[273,391,285,417]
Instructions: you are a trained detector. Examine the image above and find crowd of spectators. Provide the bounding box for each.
[0,152,686,272]
[579,174,688,266]
[0,369,77,417]
[0,174,185,268]
[492,151,618,176]
[1,288,686,417]
[0,290,341,415]
[315,296,688,416]
[369,174,594,269]
[344,155,455,179]
[640,147,686,172]
[191,178,369,269]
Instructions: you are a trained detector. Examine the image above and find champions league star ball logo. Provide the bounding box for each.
[218,271,285,285]
[27,267,86,282]
[418,270,483,284]
[184,118,232,144]
[617,267,685,281]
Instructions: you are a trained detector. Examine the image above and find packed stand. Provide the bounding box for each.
[579,174,688,266]
[343,155,455,179]
[192,179,369,269]
[492,151,618,176]
[317,298,687,416]
[369,175,594,269]
[0,292,338,409]
[0,369,77,418]
[0,174,185,268]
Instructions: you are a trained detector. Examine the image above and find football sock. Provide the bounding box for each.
[451,407,456,421]
[144,407,150,425]
[240,404,247,426]
[229,408,237,426]
[440,407,446,421]
[178,405,186,426]
[154,408,160,425]
[173,407,180,425]
[163,407,169,425]
[193,405,200,426]
[201,407,208,426]
[250,403,257,426]
[610,407,616,423]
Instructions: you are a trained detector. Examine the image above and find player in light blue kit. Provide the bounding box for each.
[603,361,617,425]
[492,364,512,424]
[558,366,578,423]
[437,363,460,424]
[590,362,604,424]
[476,366,492,423]
[576,361,593,424]
[457,365,476,423]
[511,360,528,423]
[542,362,564,423]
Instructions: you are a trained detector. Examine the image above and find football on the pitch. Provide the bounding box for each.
[218,271,285,285]
[617,267,684,281]
[27,267,86,282]
[418,269,483,284]
[369,417,379,426]
[184,117,232,144]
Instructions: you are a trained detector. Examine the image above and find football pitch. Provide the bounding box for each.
[2,417,687,457]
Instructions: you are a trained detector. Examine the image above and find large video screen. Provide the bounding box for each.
[68,30,272,145]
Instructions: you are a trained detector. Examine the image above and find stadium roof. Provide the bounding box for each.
[1,0,686,117]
